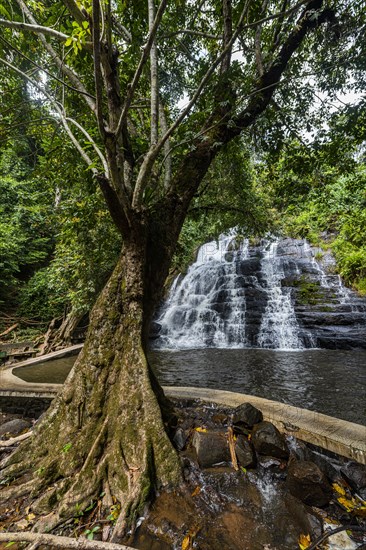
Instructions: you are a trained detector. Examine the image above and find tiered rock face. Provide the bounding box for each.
[275,238,366,349]
[152,235,366,350]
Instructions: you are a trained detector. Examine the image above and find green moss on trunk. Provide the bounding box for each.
[1,240,182,540]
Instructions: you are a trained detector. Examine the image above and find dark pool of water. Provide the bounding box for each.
[14,356,76,385]
[13,349,366,425]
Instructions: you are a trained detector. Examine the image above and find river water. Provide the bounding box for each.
[13,348,366,425]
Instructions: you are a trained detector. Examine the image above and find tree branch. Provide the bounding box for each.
[111,16,132,42]
[0,34,96,101]
[65,118,108,174]
[0,57,97,171]
[159,101,171,190]
[165,0,333,214]
[13,0,96,113]
[114,0,168,136]
[131,0,250,209]
[254,0,269,77]
[0,17,69,40]
[62,0,88,25]
[92,0,105,137]
[272,0,289,51]
[234,0,333,133]
[163,29,220,40]
[148,0,159,145]
[220,0,232,75]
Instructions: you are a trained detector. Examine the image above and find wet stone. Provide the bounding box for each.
[251,421,289,460]
[258,456,287,478]
[341,461,366,492]
[306,449,340,483]
[235,435,256,468]
[192,430,231,468]
[286,460,333,506]
[0,418,32,437]
[284,494,323,539]
[173,427,186,451]
[232,402,263,430]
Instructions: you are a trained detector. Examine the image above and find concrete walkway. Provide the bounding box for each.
[1,346,365,464]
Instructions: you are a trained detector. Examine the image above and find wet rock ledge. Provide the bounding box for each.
[134,399,366,550]
[1,403,366,550]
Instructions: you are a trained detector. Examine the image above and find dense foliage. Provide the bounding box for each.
[259,100,366,294]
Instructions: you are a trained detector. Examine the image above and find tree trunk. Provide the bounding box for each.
[1,236,181,539]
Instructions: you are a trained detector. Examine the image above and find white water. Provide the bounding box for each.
[257,240,303,350]
[153,232,364,351]
[156,233,249,348]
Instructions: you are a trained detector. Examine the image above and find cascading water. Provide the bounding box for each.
[257,240,303,350]
[152,232,366,350]
[155,233,250,349]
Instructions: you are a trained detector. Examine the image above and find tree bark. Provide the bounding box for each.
[1,234,181,539]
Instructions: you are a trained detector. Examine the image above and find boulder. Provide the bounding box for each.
[0,418,32,437]
[251,421,289,459]
[232,402,263,430]
[341,461,366,492]
[235,435,256,468]
[192,430,231,468]
[286,461,333,506]
[173,427,187,451]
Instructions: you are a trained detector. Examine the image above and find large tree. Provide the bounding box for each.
[0,0,362,540]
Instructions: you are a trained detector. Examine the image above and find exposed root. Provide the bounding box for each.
[0,531,138,549]
[0,250,182,538]
[0,479,37,501]
[0,432,33,448]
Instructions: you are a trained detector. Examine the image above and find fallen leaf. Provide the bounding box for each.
[182,534,192,550]
[298,533,311,549]
[195,427,207,433]
[337,495,358,512]
[333,482,346,496]
[191,486,201,497]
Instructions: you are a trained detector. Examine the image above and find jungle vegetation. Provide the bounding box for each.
[0,0,365,542]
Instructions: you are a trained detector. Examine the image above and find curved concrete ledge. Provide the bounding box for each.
[0,344,82,395]
[165,387,366,465]
[8,344,83,368]
[1,353,365,464]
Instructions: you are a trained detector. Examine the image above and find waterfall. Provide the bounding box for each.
[155,233,249,349]
[257,240,303,350]
[152,233,366,350]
